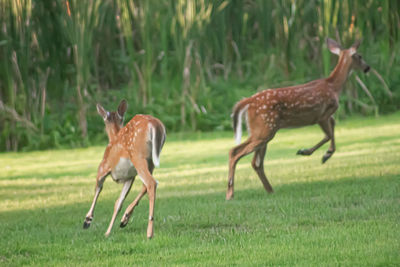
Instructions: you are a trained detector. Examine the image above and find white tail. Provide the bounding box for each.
[234,104,249,145]
[150,123,166,167]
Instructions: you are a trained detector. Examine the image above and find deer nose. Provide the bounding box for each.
[364,66,370,73]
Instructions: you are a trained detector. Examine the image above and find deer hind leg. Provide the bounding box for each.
[296,118,332,157]
[226,140,251,200]
[130,158,158,239]
[83,172,108,229]
[104,179,134,237]
[120,160,154,228]
[321,116,336,164]
[251,144,273,193]
[226,138,265,200]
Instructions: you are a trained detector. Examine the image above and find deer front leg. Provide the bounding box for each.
[104,179,133,237]
[83,172,108,229]
[322,117,336,164]
[120,184,147,228]
[296,136,329,156]
[296,118,332,157]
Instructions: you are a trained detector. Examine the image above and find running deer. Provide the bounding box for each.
[83,100,166,238]
[226,38,370,200]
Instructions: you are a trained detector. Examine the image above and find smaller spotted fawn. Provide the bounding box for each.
[83,100,166,238]
[226,38,370,200]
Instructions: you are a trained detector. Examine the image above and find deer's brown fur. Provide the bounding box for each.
[83,100,166,238]
[227,38,370,200]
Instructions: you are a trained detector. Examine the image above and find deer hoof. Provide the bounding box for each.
[296,149,311,155]
[120,214,130,228]
[322,151,333,164]
[147,223,154,239]
[83,217,92,229]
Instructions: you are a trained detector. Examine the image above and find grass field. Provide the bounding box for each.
[1,113,399,266]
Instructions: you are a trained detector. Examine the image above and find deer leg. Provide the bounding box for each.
[296,119,332,156]
[251,144,274,193]
[83,172,108,229]
[322,117,336,164]
[120,185,147,228]
[226,140,251,200]
[227,138,264,200]
[131,158,158,239]
[104,179,133,237]
[120,160,154,228]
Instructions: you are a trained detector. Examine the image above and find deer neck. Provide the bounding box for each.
[105,124,121,143]
[327,52,353,94]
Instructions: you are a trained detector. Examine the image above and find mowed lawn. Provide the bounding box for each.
[1,113,399,266]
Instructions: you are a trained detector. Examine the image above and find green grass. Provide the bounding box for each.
[1,113,400,266]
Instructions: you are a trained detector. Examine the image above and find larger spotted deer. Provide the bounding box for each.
[83,100,166,238]
[226,38,370,200]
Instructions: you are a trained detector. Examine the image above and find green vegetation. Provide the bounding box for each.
[1,113,399,266]
[0,0,399,151]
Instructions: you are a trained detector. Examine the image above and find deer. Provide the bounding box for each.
[226,38,370,200]
[83,99,166,238]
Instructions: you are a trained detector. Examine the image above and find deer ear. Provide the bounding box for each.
[96,104,108,120]
[117,99,128,118]
[326,38,341,55]
[349,39,361,55]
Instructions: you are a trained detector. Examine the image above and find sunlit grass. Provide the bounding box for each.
[0,113,399,266]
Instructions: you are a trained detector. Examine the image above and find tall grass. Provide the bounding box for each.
[0,0,399,151]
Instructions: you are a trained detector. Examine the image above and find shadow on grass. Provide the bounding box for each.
[0,168,95,181]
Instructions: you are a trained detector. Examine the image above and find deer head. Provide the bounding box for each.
[96,99,128,141]
[327,38,370,73]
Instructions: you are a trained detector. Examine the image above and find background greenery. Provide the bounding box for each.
[1,113,399,266]
[0,0,399,151]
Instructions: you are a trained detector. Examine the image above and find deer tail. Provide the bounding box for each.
[232,99,250,145]
[149,122,166,167]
